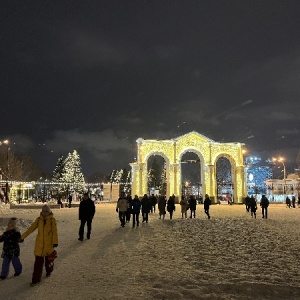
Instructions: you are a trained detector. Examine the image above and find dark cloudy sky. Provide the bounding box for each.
[1,0,300,176]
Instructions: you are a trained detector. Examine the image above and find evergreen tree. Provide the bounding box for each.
[110,169,123,184]
[52,155,65,182]
[148,157,161,190]
[72,150,86,191]
[116,169,123,183]
[110,168,131,194]
[124,170,131,195]
[121,168,128,184]
[160,161,167,195]
[110,170,117,183]
[61,150,85,192]
[120,168,131,194]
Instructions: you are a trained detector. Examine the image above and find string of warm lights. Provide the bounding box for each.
[0,180,127,186]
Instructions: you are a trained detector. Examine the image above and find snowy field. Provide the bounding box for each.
[1,202,300,300]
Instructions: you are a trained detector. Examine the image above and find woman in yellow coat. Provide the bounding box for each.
[21,205,58,286]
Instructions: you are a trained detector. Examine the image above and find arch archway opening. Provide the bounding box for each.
[147,155,167,196]
[181,151,202,202]
[216,157,233,203]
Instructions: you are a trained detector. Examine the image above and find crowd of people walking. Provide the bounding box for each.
[245,194,270,219]
[116,193,212,228]
[1,190,299,287]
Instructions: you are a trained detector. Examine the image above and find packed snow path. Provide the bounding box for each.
[1,203,300,300]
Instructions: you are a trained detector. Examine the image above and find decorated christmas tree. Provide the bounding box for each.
[61,150,86,193]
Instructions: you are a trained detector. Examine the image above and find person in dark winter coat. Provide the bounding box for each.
[68,194,72,208]
[116,191,128,227]
[126,195,133,223]
[78,193,95,241]
[167,196,176,219]
[131,195,141,228]
[188,195,197,218]
[57,197,63,208]
[245,195,251,212]
[292,195,296,208]
[286,196,291,208]
[260,195,269,219]
[0,218,23,280]
[158,195,167,219]
[149,194,157,213]
[249,196,257,218]
[203,194,211,219]
[141,194,151,223]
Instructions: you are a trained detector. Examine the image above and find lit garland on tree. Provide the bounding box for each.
[60,150,86,193]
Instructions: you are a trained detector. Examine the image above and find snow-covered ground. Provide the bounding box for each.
[1,202,300,300]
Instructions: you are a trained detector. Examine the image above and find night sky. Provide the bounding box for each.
[1,0,299,176]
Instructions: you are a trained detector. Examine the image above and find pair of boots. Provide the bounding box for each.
[78,234,90,241]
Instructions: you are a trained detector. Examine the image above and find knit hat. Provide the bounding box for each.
[42,205,52,214]
[7,217,17,229]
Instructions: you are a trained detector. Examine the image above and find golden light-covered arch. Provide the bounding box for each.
[130,131,247,203]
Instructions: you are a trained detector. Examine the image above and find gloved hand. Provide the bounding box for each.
[53,244,58,248]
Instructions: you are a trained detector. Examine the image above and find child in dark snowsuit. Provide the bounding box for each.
[0,218,23,279]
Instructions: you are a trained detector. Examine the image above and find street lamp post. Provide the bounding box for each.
[0,139,10,203]
[272,157,286,201]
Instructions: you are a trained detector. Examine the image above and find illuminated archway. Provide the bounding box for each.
[130,131,247,203]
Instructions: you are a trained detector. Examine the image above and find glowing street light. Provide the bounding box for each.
[0,140,9,146]
[272,156,286,200]
[272,157,286,180]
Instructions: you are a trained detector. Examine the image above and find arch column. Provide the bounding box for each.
[140,163,147,196]
[130,162,139,197]
[130,162,147,197]
[169,163,179,197]
[235,165,247,203]
[206,164,217,202]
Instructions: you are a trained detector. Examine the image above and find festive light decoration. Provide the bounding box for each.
[131,131,246,203]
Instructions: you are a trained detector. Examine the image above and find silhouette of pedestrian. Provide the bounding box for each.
[78,193,95,240]
[245,195,251,212]
[149,194,157,213]
[126,195,132,223]
[260,195,269,219]
[180,197,188,218]
[167,196,175,219]
[131,195,141,228]
[68,194,72,208]
[116,191,128,227]
[141,194,151,223]
[203,194,211,219]
[249,196,257,218]
[188,195,197,218]
[158,195,167,219]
